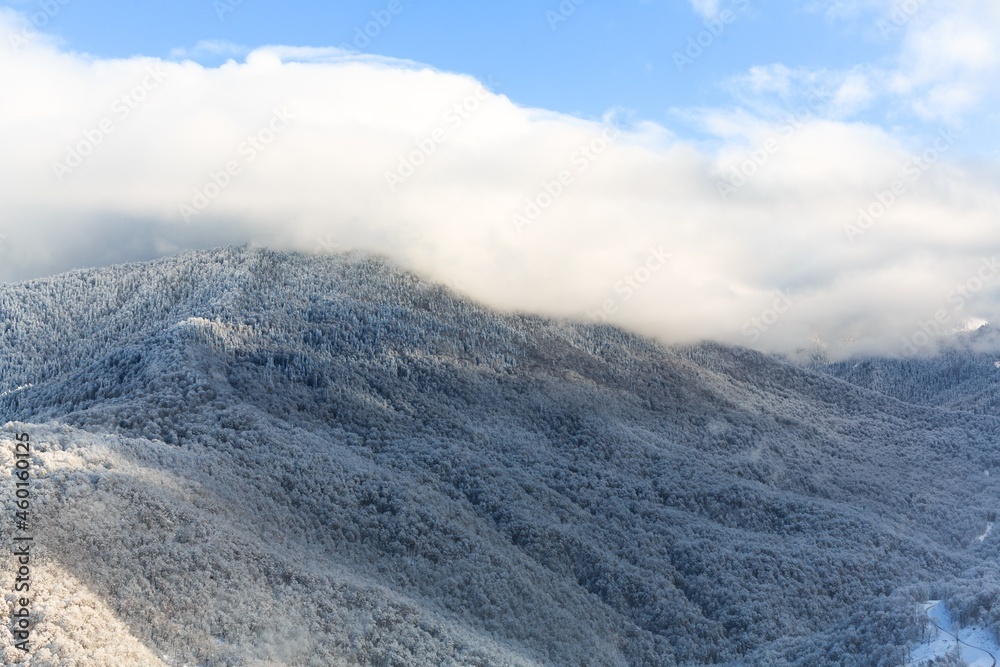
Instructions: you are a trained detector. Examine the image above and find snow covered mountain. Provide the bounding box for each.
[821,330,1000,417]
[2,246,999,666]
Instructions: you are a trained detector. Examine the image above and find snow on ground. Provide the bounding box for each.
[0,383,33,398]
[907,601,999,667]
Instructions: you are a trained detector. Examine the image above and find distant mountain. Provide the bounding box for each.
[2,246,999,666]
[820,330,1000,416]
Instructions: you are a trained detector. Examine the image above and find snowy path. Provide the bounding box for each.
[907,601,998,667]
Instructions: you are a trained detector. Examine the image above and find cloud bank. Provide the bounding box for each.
[1,4,999,360]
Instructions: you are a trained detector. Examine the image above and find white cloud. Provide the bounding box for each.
[168,40,249,61]
[744,64,795,96]
[0,10,998,360]
[892,1,1000,119]
[828,71,874,116]
[806,0,1000,122]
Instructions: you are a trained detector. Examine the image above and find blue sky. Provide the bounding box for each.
[5,0,976,142]
[1,1,999,358]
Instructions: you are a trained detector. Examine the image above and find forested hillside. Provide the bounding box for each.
[821,333,1000,417]
[1,246,998,666]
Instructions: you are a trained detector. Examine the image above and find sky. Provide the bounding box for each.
[1,0,999,359]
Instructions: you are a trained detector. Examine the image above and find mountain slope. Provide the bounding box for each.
[2,246,999,666]
[820,333,1000,417]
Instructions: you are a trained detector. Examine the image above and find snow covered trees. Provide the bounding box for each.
[2,246,999,665]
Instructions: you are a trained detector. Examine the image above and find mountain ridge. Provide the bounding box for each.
[2,245,999,666]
